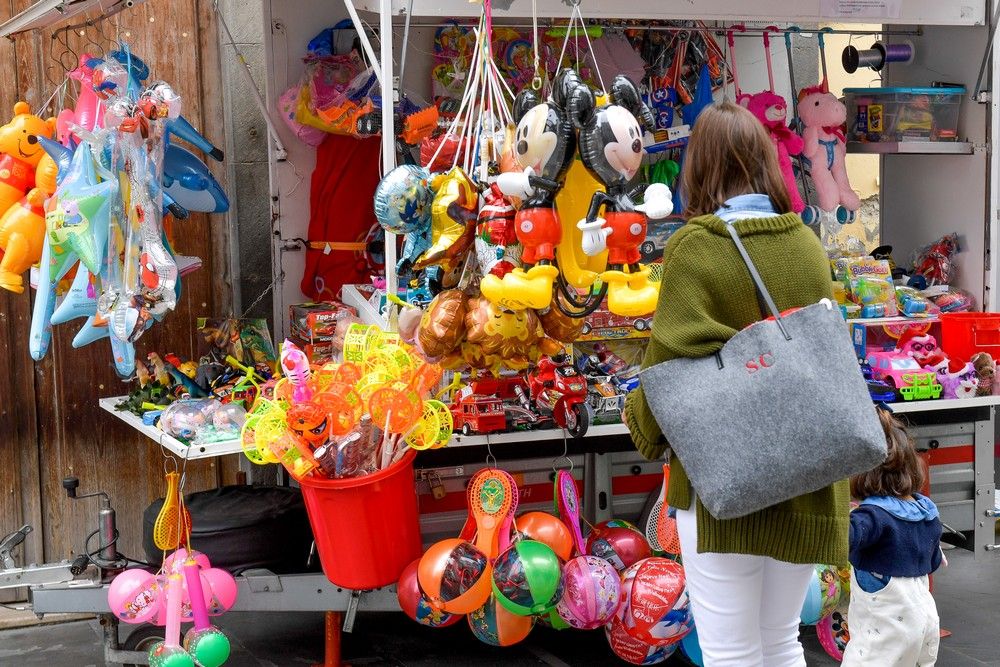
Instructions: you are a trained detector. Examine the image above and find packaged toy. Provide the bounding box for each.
[845,258,898,318]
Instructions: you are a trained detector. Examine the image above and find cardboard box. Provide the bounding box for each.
[579,299,652,341]
[288,301,357,344]
[851,316,942,359]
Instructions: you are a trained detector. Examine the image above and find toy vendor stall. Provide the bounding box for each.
[5,0,1000,666]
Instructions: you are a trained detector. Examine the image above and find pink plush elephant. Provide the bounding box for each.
[746,91,805,212]
[798,85,860,217]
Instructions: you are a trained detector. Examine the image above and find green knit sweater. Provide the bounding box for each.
[624,212,850,566]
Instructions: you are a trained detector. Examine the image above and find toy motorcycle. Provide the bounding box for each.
[516,355,592,438]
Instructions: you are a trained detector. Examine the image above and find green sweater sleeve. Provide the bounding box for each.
[625,226,736,460]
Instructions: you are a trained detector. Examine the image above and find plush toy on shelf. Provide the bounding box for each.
[938,359,979,400]
[798,85,860,225]
[746,91,804,213]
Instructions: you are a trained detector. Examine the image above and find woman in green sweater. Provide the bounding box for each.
[625,102,849,667]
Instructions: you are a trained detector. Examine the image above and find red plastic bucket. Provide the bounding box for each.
[940,312,1000,363]
[299,449,422,589]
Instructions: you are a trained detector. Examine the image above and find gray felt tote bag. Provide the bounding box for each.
[640,224,886,520]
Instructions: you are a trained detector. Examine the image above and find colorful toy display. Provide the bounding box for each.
[586,519,653,572]
[109,547,237,667]
[27,46,228,378]
[556,555,622,629]
[402,459,690,659]
[491,540,564,616]
[239,326,450,477]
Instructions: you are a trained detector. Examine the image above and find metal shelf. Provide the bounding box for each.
[450,422,629,448]
[890,395,1000,414]
[342,283,388,329]
[847,141,974,155]
[98,397,243,460]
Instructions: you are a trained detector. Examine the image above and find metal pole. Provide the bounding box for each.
[784,30,811,208]
[343,0,385,88]
[378,0,398,309]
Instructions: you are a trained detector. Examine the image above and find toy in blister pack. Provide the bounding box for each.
[846,258,898,318]
[926,285,975,313]
[912,233,959,286]
[895,286,938,317]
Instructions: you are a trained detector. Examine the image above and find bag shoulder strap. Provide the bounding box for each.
[724,223,791,341]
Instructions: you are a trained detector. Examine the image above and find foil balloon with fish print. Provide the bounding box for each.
[415,167,479,273]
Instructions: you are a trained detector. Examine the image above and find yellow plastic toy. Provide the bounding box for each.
[0,102,57,292]
[0,189,47,293]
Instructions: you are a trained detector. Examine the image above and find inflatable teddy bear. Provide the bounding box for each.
[0,102,57,292]
[798,86,860,224]
[745,91,805,213]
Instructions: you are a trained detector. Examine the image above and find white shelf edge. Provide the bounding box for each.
[448,422,629,448]
[889,395,1000,414]
[342,284,388,328]
[846,141,974,155]
[98,397,243,460]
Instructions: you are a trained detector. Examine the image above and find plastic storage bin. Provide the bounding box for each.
[844,86,965,142]
[299,448,422,589]
[940,312,1000,363]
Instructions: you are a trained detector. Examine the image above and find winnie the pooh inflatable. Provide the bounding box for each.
[0,102,57,292]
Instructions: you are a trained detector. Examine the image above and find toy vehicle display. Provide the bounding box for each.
[865,351,943,401]
[516,355,593,438]
[860,360,897,403]
[639,218,685,263]
[587,375,625,424]
[451,391,507,436]
[581,309,651,338]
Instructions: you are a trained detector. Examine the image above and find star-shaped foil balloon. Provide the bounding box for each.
[45,180,114,275]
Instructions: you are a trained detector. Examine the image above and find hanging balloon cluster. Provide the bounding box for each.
[7,48,230,377]
[109,468,237,667]
[239,326,451,478]
[399,468,699,664]
[109,550,237,667]
[373,0,673,376]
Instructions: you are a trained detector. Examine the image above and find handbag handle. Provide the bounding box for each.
[724,223,792,341]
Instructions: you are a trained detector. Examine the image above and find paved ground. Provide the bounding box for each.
[0,546,997,666]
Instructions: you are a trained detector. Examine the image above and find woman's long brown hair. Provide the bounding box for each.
[681,101,793,219]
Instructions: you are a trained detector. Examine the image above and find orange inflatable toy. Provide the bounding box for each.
[0,102,56,292]
[0,189,47,292]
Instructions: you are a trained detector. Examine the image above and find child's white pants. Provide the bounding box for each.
[841,570,939,666]
[676,508,814,667]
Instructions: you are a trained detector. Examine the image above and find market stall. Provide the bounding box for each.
[3,0,1000,665]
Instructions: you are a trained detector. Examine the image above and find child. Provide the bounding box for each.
[841,408,942,667]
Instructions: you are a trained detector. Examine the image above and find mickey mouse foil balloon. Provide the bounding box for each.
[482,69,587,312]
[572,75,673,318]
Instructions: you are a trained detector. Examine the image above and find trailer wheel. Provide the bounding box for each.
[122,624,164,666]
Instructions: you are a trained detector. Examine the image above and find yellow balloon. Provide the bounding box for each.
[554,160,606,289]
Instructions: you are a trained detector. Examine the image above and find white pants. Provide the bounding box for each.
[841,571,939,666]
[677,508,814,667]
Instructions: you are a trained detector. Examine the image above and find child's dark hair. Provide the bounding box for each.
[850,409,924,499]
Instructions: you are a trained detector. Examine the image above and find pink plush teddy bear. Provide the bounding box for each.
[798,85,861,221]
[745,91,805,213]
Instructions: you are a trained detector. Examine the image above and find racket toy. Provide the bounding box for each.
[555,469,586,556]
